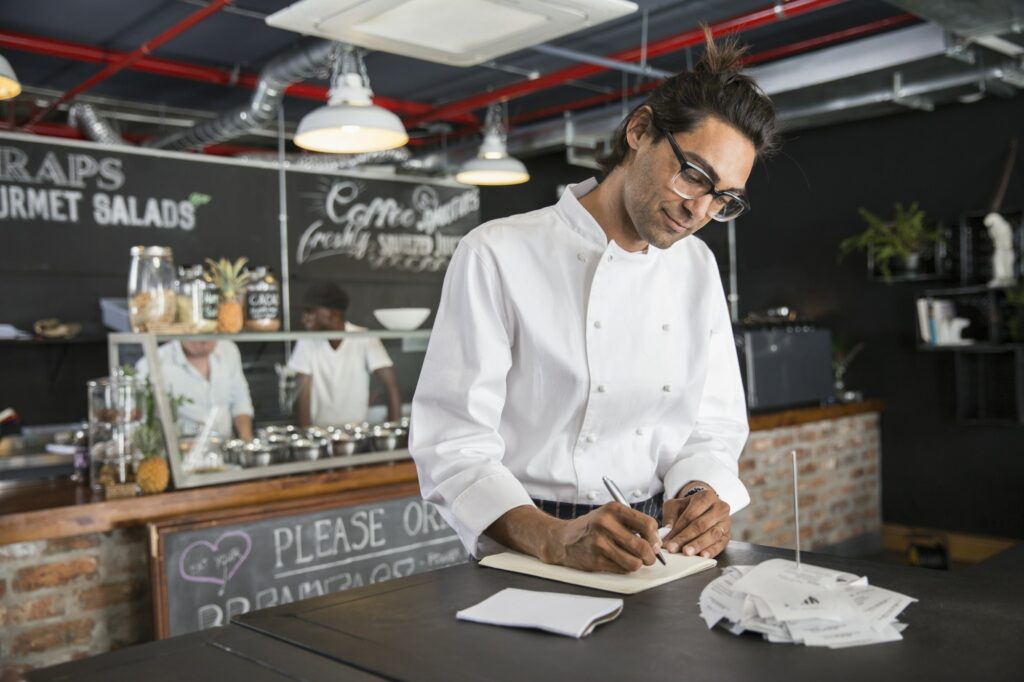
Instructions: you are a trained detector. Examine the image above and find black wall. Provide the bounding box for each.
[483,93,1024,539]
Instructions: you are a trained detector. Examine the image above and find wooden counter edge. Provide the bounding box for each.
[749,399,884,431]
[0,461,419,545]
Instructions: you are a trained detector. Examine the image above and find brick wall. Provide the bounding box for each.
[733,412,881,550]
[0,528,151,678]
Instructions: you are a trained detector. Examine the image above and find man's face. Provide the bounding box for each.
[301,306,344,331]
[622,112,756,249]
[181,341,216,358]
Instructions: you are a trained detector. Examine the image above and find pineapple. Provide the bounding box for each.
[205,257,252,333]
[133,423,169,494]
[137,455,169,494]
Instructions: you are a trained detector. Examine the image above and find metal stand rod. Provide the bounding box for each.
[792,448,801,570]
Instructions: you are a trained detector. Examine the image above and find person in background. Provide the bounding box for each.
[137,340,254,440]
[290,282,402,427]
[412,30,777,572]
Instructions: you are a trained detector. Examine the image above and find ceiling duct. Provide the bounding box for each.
[68,102,123,145]
[235,147,411,170]
[885,0,1024,39]
[148,38,336,151]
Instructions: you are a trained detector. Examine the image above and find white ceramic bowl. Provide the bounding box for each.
[373,308,431,331]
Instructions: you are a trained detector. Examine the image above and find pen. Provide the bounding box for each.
[602,476,667,566]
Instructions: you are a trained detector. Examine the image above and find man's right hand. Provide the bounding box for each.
[486,503,662,573]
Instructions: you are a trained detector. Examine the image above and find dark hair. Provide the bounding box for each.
[598,27,779,175]
[303,282,349,312]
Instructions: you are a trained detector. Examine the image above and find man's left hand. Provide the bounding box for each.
[661,484,731,559]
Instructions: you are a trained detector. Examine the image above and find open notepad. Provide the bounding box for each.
[479,551,717,595]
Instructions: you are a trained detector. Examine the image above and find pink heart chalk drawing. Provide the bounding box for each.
[179,531,252,596]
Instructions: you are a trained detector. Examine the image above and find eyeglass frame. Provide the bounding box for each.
[653,123,752,221]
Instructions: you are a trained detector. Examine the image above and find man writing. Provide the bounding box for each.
[411,32,778,572]
[290,282,402,427]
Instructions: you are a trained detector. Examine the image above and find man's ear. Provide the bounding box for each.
[625,106,654,151]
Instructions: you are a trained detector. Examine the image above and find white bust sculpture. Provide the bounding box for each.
[985,212,1016,287]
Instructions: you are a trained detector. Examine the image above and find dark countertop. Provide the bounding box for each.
[28,541,1022,682]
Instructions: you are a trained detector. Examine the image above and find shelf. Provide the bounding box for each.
[917,343,1023,353]
[923,285,1011,297]
[175,449,411,489]
[108,329,431,343]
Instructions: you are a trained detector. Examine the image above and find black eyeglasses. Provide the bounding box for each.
[657,125,751,222]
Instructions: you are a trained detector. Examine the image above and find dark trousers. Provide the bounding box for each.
[532,493,664,524]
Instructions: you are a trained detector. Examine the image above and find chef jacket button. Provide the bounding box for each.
[593,320,602,329]
[632,489,643,498]
[607,254,614,262]
[577,252,586,262]
[662,384,672,392]
[635,427,645,436]
[586,491,599,502]
[597,384,608,393]
[586,434,597,443]
[662,323,671,331]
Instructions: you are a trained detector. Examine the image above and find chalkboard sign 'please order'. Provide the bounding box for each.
[151,492,468,637]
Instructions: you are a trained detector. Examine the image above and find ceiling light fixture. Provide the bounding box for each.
[455,103,529,186]
[294,45,408,154]
[0,53,22,100]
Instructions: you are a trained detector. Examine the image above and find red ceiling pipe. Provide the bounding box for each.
[743,12,916,65]
[0,30,476,126]
[23,0,233,129]
[510,13,917,127]
[404,0,846,128]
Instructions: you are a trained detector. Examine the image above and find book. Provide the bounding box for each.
[456,587,623,638]
[479,550,717,595]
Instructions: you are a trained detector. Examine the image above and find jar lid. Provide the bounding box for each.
[130,245,173,258]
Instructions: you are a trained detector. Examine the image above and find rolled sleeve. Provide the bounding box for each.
[364,337,394,374]
[411,241,528,557]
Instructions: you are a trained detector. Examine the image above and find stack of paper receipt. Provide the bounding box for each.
[699,559,916,648]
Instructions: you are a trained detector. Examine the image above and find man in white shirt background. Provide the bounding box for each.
[411,32,778,573]
[137,340,254,440]
[289,282,402,428]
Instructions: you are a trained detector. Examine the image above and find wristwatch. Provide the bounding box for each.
[682,485,707,498]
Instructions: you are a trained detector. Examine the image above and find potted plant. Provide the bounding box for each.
[204,257,252,333]
[832,338,865,400]
[838,202,943,282]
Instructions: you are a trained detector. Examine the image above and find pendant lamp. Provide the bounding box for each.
[295,46,408,154]
[455,103,529,186]
[0,53,21,100]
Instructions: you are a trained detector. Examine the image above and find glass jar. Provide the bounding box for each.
[175,264,198,329]
[87,376,144,493]
[244,266,282,332]
[128,246,177,332]
[197,272,220,333]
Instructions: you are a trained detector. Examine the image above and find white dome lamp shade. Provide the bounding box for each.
[294,49,408,154]
[455,104,529,186]
[0,53,22,101]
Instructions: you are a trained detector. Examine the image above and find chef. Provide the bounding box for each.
[289,282,402,427]
[411,32,779,572]
[137,340,254,441]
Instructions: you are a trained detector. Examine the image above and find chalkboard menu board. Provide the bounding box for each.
[151,489,468,638]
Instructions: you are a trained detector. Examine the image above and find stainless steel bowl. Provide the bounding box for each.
[290,437,324,462]
[330,433,358,457]
[238,442,273,468]
[371,427,406,452]
[223,439,246,464]
[305,427,329,441]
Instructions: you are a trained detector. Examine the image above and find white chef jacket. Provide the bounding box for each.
[410,178,750,556]
[136,340,253,438]
[287,322,394,427]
